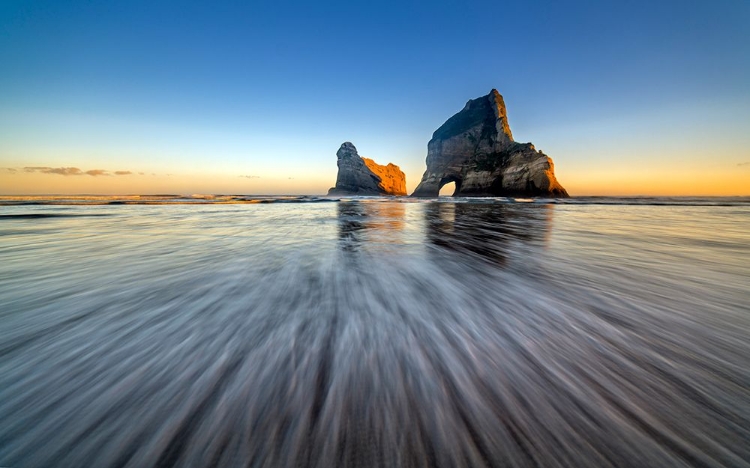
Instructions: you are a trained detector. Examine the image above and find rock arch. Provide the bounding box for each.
[412,90,568,198]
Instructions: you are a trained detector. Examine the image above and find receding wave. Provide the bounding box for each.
[0,194,340,205]
[0,201,748,467]
[0,213,113,219]
[1,195,749,207]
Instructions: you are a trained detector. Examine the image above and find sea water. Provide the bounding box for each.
[0,197,748,467]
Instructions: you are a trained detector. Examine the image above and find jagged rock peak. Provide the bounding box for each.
[488,89,513,143]
[337,141,358,159]
[412,89,568,198]
[328,142,407,196]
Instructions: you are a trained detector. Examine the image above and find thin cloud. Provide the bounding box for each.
[85,169,109,177]
[24,166,84,176]
[2,168,18,173]
[738,162,750,167]
[240,175,260,179]
[19,166,138,176]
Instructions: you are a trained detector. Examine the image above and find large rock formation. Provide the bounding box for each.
[412,89,568,197]
[328,142,407,196]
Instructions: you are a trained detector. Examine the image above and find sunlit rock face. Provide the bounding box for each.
[328,142,407,196]
[412,89,569,197]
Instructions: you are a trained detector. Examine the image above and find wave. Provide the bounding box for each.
[1,195,748,207]
[0,200,748,466]
[0,213,113,219]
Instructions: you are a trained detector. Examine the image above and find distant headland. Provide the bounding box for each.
[329,90,568,198]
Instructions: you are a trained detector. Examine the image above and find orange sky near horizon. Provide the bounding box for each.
[2,161,748,197]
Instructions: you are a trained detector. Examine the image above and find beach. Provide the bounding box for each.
[1,197,748,467]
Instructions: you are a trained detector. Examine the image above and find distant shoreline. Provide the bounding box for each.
[1,194,749,207]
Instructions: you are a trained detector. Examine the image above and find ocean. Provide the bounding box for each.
[1,196,748,467]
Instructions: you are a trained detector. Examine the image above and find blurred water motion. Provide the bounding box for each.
[0,198,749,467]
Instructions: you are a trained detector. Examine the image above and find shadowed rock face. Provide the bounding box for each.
[412,90,568,197]
[328,142,407,196]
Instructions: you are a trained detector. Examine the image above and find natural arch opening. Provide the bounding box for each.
[438,176,461,197]
[439,182,456,197]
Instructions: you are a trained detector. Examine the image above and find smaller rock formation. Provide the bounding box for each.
[412,89,568,197]
[328,142,407,196]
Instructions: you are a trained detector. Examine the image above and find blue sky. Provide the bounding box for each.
[1,0,748,195]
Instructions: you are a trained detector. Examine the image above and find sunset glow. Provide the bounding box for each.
[2,2,749,465]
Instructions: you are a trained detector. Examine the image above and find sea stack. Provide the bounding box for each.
[412,89,568,197]
[328,142,407,196]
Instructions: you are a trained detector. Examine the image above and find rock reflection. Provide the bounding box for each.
[337,201,367,251]
[424,202,551,266]
[337,201,407,252]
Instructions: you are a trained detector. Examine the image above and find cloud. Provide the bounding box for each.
[18,166,140,176]
[139,172,145,175]
[24,166,84,176]
[2,168,17,173]
[85,169,109,176]
[738,162,750,167]
[240,175,260,179]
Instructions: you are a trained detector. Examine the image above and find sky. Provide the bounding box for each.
[1,0,748,196]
